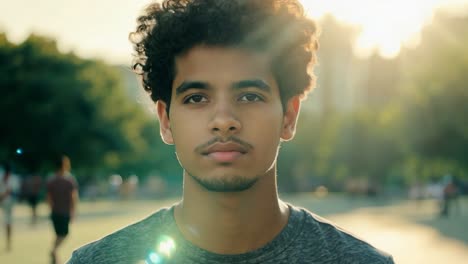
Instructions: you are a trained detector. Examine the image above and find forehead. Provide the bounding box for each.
[173,46,275,89]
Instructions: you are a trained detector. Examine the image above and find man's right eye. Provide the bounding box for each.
[183,94,208,104]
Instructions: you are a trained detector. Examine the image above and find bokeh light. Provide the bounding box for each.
[15,148,23,155]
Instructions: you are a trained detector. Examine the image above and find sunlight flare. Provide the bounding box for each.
[302,0,463,58]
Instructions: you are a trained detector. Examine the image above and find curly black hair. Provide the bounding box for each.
[130,0,319,113]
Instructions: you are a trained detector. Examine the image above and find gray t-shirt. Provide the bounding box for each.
[68,204,394,263]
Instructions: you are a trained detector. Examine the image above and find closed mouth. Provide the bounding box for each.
[201,142,248,155]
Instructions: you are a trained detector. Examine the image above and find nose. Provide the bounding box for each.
[208,102,241,136]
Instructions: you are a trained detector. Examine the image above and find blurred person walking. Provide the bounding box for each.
[440,174,459,217]
[22,173,43,225]
[0,162,20,252]
[47,155,79,264]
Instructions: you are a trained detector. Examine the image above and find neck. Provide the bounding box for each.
[174,169,289,254]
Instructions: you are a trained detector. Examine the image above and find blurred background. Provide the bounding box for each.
[0,0,468,263]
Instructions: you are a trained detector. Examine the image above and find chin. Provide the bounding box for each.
[189,172,259,192]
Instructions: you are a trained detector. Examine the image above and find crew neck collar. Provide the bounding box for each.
[166,203,305,263]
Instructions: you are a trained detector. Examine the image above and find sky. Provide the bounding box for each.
[1,0,467,64]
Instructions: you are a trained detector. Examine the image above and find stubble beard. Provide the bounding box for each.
[187,170,259,192]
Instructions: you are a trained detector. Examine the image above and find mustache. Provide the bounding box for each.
[194,136,253,153]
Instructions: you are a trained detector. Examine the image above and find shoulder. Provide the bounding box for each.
[68,207,173,264]
[66,175,78,188]
[47,176,57,185]
[47,177,61,191]
[291,205,394,264]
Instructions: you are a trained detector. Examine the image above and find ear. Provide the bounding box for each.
[280,96,301,141]
[156,100,174,145]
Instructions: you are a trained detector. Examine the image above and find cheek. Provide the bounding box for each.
[243,107,283,144]
[260,103,284,129]
[170,114,204,155]
[244,114,282,171]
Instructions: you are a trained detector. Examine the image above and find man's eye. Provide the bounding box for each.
[239,94,263,102]
[184,94,208,104]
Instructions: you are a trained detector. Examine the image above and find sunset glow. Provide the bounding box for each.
[302,0,467,58]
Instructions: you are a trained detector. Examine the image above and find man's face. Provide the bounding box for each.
[157,46,299,192]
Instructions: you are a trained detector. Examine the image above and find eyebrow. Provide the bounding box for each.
[175,81,209,96]
[174,79,272,96]
[232,79,271,93]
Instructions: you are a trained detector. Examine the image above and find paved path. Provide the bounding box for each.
[0,196,467,263]
[328,208,468,263]
[313,197,468,264]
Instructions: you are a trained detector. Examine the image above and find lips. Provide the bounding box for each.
[201,142,248,163]
[206,151,244,163]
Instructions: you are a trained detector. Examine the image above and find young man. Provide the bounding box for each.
[48,155,79,263]
[69,0,394,263]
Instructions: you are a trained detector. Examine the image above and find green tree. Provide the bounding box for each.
[399,11,468,181]
[0,33,180,181]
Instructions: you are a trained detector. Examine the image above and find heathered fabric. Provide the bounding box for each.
[68,204,394,264]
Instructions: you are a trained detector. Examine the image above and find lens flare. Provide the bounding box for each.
[145,236,177,264]
[157,236,176,257]
[147,252,163,264]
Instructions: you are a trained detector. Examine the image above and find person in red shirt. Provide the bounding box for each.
[47,155,78,264]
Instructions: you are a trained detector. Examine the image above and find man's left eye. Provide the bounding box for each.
[239,94,263,102]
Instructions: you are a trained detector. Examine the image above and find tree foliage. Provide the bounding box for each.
[398,12,468,181]
[278,11,468,191]
[0,34,179,181]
